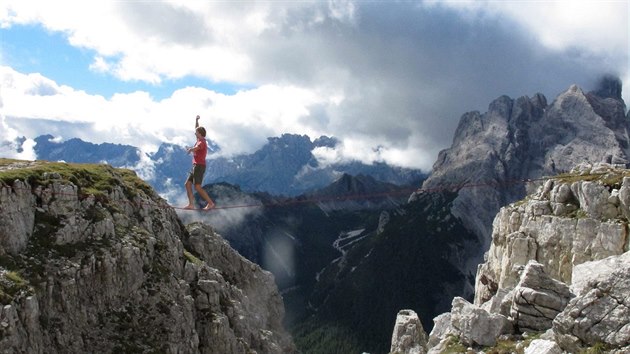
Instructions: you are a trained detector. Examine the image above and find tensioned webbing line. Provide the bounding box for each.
[0,175,558,212]
[171,176,550,211]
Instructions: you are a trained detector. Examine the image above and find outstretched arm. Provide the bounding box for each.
[187,115,201,154]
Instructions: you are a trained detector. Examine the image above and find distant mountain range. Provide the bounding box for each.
[24,133,425,197]
[181,77,630,354]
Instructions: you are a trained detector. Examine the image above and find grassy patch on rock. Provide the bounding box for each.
[553,168,630,188]
[0,159,153,200]
[0,270,34,305]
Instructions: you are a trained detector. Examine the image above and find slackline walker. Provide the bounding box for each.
[181,114,215,211]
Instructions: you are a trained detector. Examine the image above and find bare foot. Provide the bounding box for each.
[183,204,196,210]
[202,203,215,210]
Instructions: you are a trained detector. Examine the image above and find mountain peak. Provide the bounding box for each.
[425,81,630,248]
[590,75,623,100]
[321,173,379,195]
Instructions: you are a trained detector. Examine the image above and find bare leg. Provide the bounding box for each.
[195,184,215,210]
[183,181,195,209]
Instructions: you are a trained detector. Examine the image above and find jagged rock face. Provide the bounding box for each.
[553,252,630,352]
[0,161,294,353]
[184,223,293,354]
[390,309,428,354]
[419,164,630,353]
[509,261,573,332]
[475,163,630,305]
[423,81,629,258]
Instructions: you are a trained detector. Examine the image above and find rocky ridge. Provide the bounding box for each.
[0,159,295,353]
[390,163,630,354]
[420,77,630,276]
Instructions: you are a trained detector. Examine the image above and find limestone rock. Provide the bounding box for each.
[424,82,629,251]
[553,252,630,352]
[510,261,573,332]
[0,163,295,353]
[571,252,630,296]
[475,165,629,306]
[450,297,513,347]
[0,180,35,255]
[524,339,563,354]
[427,312,455,349]
[390,309,428,354]
[185,223,293,354]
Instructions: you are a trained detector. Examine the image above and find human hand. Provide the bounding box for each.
[196,115,200,120]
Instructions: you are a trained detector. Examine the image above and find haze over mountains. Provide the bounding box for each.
[185,76,630,353]
[21,133,425,199]
[1,77,629,354]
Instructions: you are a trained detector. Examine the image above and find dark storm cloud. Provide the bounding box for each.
[246,2,624,155]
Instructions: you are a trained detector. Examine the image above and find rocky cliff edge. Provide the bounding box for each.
[390,163,630,354]
[0,159,295,353]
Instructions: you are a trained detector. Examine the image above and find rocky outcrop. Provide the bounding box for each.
[426,297,512,349]
[475,163,629,305]
[553,252,630,352]
[398,163,630,353]
[389,309,428,354]
[0,160,295,353]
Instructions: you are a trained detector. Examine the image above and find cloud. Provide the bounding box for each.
[0,97,36,159]
[432,0,628,55]
[0,66,327,157]
[0,1,627,171]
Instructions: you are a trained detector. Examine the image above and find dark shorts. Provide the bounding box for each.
[186,164,206,185]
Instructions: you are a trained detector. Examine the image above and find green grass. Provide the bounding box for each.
[183,250,204,266]
[552,169,630,188]
[0,270,34,305]
[0,159,159,290]
[0,159,153,200]
[438,332,547,354]
[579,342,611,354]
[442,335,468,354]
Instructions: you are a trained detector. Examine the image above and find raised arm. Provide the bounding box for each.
[195,115,200,129]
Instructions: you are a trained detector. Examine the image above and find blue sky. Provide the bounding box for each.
[0,1,628,170]
[1,24,248,99]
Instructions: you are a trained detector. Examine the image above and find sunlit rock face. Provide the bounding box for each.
[0,160,295,353]
[422,78,629,277]
[474,163,629,305]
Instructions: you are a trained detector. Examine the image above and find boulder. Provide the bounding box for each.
[427,312,454,349]
[571,251,630,296]
[510,261,573,332]
[524,339,563,354]
[450,297,513,347]
[553,252,630,352]
[390,309,428,354]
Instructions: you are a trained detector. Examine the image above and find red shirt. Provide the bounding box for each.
[192,138,207,165]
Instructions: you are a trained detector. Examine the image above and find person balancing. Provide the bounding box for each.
[183,115,216,210]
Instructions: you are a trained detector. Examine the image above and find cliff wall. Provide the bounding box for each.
[0,159,295,353]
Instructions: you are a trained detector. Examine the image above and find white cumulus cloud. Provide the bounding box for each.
[0,0,627,171]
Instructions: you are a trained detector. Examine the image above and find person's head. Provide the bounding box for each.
[196,127,206,138]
